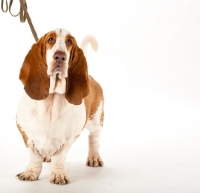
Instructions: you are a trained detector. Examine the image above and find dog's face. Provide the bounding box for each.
[19,28,90,105]
[45,29,71,80]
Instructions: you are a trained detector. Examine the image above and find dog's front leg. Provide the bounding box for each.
[16,147,43,181]
[50,146,70,185]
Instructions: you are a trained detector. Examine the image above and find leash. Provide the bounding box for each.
[1,0,39,42]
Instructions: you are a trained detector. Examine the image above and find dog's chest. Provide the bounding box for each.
[17,93,86,156]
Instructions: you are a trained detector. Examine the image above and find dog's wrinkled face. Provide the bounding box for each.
[45,28,74,94]
[19,28,89,103]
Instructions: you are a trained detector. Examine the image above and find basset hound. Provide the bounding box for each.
[16,28,104,185]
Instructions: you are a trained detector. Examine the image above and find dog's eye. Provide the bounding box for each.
[67,39,72,45]
[48,37,54,44]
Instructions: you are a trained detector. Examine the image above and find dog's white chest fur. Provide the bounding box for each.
[16,92,86,157]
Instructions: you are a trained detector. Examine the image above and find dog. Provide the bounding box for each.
[16,28,104,185]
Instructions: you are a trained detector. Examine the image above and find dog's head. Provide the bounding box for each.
[19,28,90,105]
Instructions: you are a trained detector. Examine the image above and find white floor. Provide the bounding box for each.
[1,0,200,192]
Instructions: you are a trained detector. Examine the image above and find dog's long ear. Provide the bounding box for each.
[19,35,50,100]
[65,37,90,105]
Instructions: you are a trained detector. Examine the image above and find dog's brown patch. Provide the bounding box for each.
[84,76,104,126]
[17,124,28,147]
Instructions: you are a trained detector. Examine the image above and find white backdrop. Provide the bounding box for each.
[0,0,200,192]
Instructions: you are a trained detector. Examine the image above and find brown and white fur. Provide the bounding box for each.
[16,28,104,185]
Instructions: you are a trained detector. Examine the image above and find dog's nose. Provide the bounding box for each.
[53,51,66,63]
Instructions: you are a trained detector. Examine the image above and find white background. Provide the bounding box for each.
[0,0,200,192]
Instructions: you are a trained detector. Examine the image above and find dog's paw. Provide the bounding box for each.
[86,154,104,167]
[50,173,70,185]
[16,170,39,181]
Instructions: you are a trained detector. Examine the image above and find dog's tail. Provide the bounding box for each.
[80,35,98,56]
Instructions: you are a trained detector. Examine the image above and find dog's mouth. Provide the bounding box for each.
[48,62,68,79]
[54,65,61,71]
[54,62,63,70]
